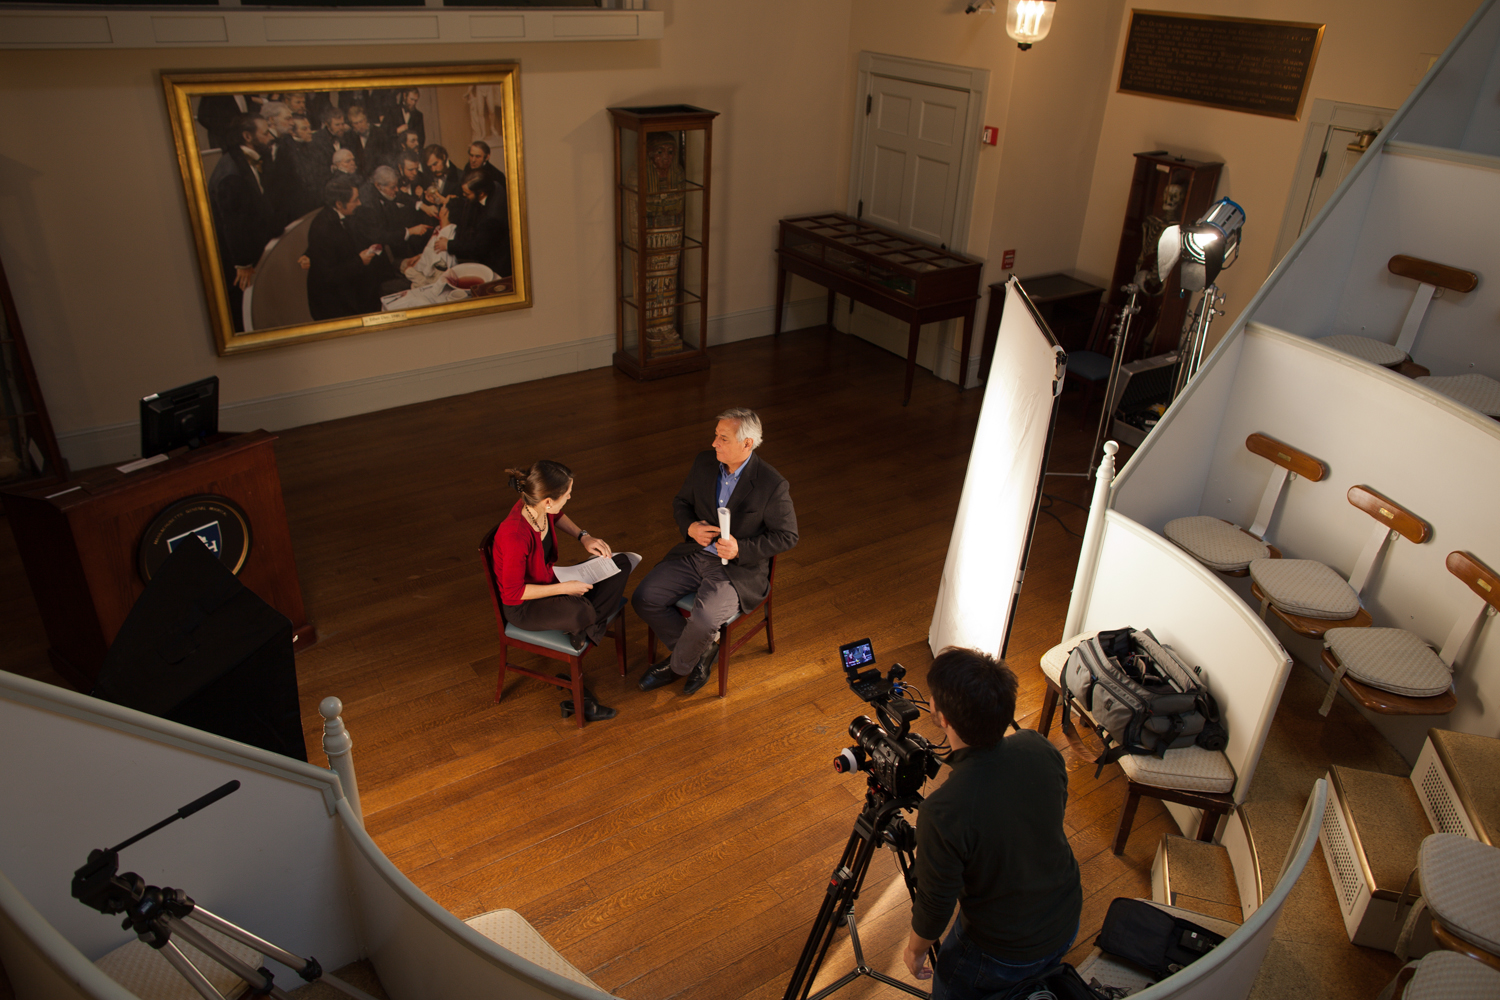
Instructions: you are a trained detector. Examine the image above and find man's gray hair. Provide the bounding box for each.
[371,165,398,186]
[717,407,763,450]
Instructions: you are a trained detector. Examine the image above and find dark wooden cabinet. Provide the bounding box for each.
[773,213,983,403]
[1108,152,1222,358]
[2,431,315,690]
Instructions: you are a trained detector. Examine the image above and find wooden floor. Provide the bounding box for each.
[1,328,1169,999]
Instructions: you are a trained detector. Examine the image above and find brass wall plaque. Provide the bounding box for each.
[1119,10,1325,120]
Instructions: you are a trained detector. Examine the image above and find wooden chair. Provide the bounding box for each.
[1318,550,1500,717]
[1037,634,1235,856]
[1319,254,1477,373]
[644,555,776,699]
[1386,951,1500,1000]
[1249,485,1430,641]
[1062,301,1118,427]
[479,526,628,729]
[1164,433,1325,576]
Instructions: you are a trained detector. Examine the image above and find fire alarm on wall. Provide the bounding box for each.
[1002,249,1016,269]
[982,126,999,146]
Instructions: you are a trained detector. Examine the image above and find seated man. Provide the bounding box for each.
[632,408,797,696]
[904,648,1082,1000]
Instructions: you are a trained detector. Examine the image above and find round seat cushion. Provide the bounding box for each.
[1249,558,1361,619]
[1404,950,1500,999]
[1419,833,1500,956]
[1118,744,1235,794]
[1416,374,1500,417]
[1325,627,1453,697]
[1165,516,1270,572]
[1319,333,1406,367]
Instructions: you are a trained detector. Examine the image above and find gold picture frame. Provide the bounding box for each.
[163,63,531,356]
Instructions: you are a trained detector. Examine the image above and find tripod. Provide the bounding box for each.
[783,780,932,1000]
[72,781,378,1000]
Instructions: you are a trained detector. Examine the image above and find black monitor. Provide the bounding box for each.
[140,376,219,458]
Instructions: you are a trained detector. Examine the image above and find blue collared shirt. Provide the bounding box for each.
[703,456,750,554]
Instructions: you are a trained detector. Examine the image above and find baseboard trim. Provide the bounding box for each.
[56,296,829,470]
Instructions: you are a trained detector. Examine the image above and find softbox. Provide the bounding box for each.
[93,535,307,761]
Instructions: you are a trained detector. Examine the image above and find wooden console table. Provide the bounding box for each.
[773,213,983,404]
[2,430,316,690]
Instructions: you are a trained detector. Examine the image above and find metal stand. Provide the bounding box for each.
[784,782,931,1000]
[71,782,378,1000]
[1047,280,1143,482]
[1171,284,1225,401]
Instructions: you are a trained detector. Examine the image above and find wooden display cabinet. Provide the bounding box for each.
[1107,152,1223,359]
[773,213,983,404]
[609,104,719,380]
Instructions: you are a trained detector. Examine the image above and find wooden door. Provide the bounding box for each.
[855,74,971,249]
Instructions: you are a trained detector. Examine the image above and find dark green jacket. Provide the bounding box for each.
[911,731,1082,961]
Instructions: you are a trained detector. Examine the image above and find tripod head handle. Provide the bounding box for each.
[71,781,240,915]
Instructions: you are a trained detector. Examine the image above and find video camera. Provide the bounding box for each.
[832,639,942,799]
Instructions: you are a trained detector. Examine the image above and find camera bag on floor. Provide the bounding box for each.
[1094,897,1225,981]
[1062,627,1227,776]
[996,961,1108,1000]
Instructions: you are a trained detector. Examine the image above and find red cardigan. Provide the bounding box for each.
[493,499,559,605]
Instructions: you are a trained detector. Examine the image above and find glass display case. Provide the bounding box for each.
[0,252,63,487]
[609,104,719,380]
[774,213,983,404]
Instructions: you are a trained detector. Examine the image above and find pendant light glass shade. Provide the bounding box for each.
[1006,0,1056,49]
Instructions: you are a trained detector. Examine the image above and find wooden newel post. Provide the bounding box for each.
[320,696,363,827]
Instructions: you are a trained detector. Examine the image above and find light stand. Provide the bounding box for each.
[1158,198,1244,402]
[71,781,378,1000]
[1171,284,1226,400]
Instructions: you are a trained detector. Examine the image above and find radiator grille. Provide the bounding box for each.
[1417,760,1467,836]
[1321,803,1362,910]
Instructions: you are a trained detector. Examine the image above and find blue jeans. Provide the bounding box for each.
[931,919,1078,1000]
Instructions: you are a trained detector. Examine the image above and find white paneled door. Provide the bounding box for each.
[857,74,971,249]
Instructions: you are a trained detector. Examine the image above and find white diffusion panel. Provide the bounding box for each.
[929,279,1062,656]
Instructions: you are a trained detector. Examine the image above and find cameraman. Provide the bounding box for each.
[903,648,1081,999]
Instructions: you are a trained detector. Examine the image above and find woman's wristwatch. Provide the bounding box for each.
[577,529,590,540]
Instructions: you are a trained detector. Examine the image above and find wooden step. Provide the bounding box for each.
[1424,728,1500,845]
[1152,834,1243,925]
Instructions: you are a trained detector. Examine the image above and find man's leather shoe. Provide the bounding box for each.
[561,695,617,722]
[638,658,680,692]
[683,642,718,696]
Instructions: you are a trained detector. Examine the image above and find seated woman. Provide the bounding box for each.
[492,460,636,721]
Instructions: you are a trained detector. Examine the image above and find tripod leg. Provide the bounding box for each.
[186,908,381,1000]
[156,940,232,1000]
[784,828,883,1000]
[166,916,291,1000]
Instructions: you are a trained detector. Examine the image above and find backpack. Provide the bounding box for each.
[1062,628,1227,777]
[1094,897,1226,980]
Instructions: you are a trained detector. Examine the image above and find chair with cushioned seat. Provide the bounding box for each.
[1414,373,1500,418]
[1319,254,1477,375]
[1319,550,1500,717]
[1164,433,1325,576]
[1249,485,1430,642]
[1062,301,1120,427]
[1384,950,1500,1000]
[1036,632,1236,855]
[479,525,632,729]
[644,555,776,699]
[1396,834,1500,974]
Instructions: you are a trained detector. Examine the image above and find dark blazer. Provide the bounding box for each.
[305,207,385,321]
[207,148,278,270]
[667,450,798,611]
[447,185,512,278]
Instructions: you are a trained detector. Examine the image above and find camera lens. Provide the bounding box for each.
[849,715,880,742]
[833,746,866,774]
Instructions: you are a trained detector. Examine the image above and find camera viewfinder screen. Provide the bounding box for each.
[840,639,875,673]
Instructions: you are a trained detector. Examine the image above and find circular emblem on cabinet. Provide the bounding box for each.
[138,494,252,582]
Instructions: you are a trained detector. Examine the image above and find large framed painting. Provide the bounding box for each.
[163,64,530,356]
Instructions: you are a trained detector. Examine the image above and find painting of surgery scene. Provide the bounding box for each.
[163,64,530,356]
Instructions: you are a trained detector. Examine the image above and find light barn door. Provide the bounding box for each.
[849,72,972,376]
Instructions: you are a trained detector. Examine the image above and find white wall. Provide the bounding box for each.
[0,2,855,467]
[1072,0,1480,347]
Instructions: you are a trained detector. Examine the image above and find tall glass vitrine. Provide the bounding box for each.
[609,104,718,380]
